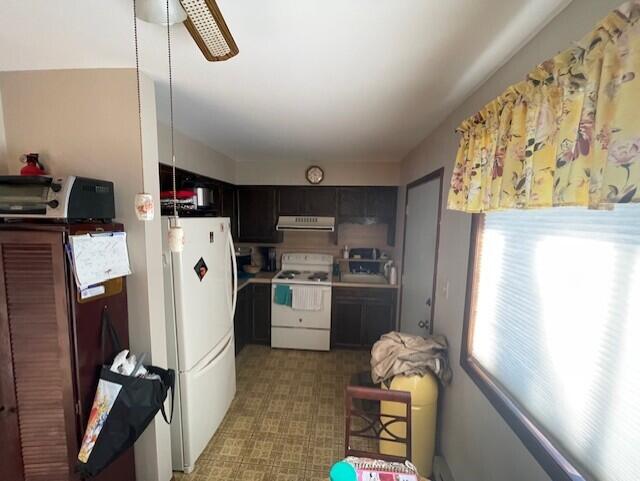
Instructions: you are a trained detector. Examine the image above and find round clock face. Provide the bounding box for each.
[306,166,324,184]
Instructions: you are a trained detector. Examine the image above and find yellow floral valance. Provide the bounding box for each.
[448,1,640,213]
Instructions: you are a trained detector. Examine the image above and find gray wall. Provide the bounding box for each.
[399,1,624,480]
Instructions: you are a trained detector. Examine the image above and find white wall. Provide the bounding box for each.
[399,1,623,480]
[0,68,172,481]
[235,159,400,185]
[157,122,236,184]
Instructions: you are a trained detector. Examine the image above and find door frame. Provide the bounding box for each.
[398,167,444,335]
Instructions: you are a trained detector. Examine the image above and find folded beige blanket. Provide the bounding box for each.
[371,331,452,385]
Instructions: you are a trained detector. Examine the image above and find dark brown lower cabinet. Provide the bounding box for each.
[234,283,271,354]
[331,287,397,348]
[234,286,251,355]
[0,225,135,481]
[251,284,271,344]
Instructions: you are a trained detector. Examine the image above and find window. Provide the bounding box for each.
[462,205,640,481]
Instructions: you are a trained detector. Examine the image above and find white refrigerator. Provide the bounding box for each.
[162,217,238,473]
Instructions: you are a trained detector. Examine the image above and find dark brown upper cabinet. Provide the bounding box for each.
[279,187,336,217]
[221,183,237,238]
[337,187,398,245]
[338,188,367,217]
[236,186,283,243]
[337,187,398,219]
[366,187,397,218]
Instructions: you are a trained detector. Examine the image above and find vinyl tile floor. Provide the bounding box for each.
[173,344,373,481]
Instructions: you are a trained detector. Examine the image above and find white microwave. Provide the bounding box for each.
[0,176,115,220]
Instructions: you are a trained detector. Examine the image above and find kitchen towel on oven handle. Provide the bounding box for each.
[274,284,293,306]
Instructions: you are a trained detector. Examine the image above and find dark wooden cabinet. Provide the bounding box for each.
[304,187,336,216]
[0,225,135,481]
[278,187,336,217]
[221,183,237,238]
[332,300,364,348]
[366,187,397,218]
[336,187,398,245]
[251,284,271,344]
[236,187,282,243]
[234,283,272,353]
[278,187,306,216]
[158,165,399,245]
[234,286,251,355]
[331,287,397,348]
[362,303,396,346]
[337,187,398,219]
[338,188,367,217]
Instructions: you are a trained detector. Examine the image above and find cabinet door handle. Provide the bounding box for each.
[0,405,16,415]
[418,321,426,328]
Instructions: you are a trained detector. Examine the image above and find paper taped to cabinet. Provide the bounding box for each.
[69,232,132,289]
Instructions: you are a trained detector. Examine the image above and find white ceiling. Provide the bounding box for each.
[0,0,570,163]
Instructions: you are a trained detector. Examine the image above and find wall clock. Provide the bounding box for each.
[306,165,324,185]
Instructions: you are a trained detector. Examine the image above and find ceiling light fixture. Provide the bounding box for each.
[135,0,238,62]
[179,0,239,61]
[136,0,187,25]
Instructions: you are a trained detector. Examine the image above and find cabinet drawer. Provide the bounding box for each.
[332,287,395,303]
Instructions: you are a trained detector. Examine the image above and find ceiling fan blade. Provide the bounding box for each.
[179,0,239,61]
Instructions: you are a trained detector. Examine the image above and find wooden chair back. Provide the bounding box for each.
[344,385,412,463]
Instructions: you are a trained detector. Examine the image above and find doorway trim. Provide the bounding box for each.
[398,167,444,335]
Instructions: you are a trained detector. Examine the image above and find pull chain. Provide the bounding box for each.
[167,0,177,218]
[165,0,184,253]
[133,0,144,180]
[132,0,154,221]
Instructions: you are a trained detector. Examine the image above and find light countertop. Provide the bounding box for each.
[236,271,398,290]
[237,271,276,291]
[331,277,399,289]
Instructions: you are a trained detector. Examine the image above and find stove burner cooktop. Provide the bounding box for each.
[277,270,301,279]
[308,272,329,282]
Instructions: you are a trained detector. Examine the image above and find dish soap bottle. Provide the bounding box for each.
[342,245,349,259]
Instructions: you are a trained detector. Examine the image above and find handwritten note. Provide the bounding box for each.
[69,233,132,289]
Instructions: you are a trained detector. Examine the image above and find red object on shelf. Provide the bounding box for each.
[20,153,46,175]
[160,190,194,200]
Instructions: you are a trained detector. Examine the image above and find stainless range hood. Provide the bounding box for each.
[276,216,335,232]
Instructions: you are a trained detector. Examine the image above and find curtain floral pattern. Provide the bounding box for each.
[448,1,640,212]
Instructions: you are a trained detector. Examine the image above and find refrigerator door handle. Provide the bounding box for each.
[193,334,233,376]
[227,229,238,320]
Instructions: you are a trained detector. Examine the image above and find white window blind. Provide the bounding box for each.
[470,205,640,481]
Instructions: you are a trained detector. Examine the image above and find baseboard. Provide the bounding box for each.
[432,455,455,481]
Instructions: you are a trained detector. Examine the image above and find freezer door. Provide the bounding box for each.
[166,217,234,371]
[178,333,236,472]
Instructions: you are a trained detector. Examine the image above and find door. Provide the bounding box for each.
[165,218,233,371]
[0,231,78,481]
[400,169,443,336]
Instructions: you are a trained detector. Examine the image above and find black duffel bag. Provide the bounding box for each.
[76,310,175,478]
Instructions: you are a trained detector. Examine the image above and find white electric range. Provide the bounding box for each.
[271,253,333,351]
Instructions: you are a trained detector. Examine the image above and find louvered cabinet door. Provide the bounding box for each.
[0,231,78,481]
